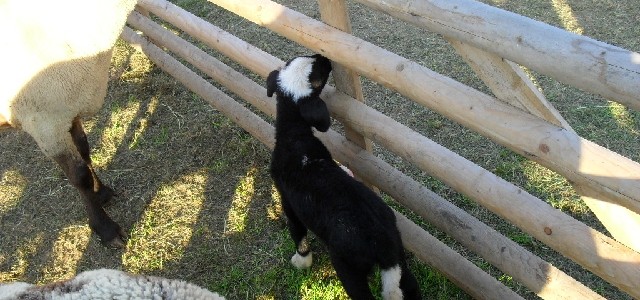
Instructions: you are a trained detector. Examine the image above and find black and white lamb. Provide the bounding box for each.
[0,268,225,300]
[0,0,138,247]
[267,54,422,300]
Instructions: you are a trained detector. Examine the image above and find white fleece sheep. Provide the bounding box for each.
[0,0,138,247]
[0,269,225,300]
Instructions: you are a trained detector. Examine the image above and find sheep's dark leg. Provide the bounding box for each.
[53,152,125,248]
[70,118,114,206]
[330,255,375,300]
[280,195,312,269]
[43,119,125,248]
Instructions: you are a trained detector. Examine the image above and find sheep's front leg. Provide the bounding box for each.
[69,118,114,206]
[53,152,125,248]
[280,195,312,269]
[42,119,125,248]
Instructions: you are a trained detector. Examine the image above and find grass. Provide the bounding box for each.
[0,0,638,299]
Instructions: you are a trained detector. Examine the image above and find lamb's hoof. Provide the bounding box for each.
[291,252,312,269]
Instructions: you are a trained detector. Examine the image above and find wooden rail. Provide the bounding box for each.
[121,23,523,300]
[354,0,640,111]
[208,0,640,254]
[356,0,640,255]
[125,7,603,298]
[128,0,640,298]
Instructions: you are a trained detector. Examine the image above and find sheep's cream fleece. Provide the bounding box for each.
[0,0,137,157]
[0,269,225,300]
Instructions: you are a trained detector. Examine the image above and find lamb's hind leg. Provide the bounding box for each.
[50,120,125,248]
[398,260,421,300]
[331,255,375,300]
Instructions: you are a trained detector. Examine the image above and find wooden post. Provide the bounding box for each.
[316,0,374,186]
[120,24,522,299]
[315,0,371,148]
[446,39,573,131]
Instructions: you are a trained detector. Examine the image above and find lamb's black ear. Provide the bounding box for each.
[266,70,280,97]
[299,96,331,132]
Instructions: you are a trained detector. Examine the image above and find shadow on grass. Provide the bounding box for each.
[2,0,638,299]
[0,41,342,298]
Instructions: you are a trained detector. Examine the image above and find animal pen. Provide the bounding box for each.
[122,0,640,299]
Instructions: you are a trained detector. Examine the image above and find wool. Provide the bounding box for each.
[0,0,138,246]
[0,269,225,300]
[0,0,137,156]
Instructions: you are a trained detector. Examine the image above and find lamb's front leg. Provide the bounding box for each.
[281,196,312,269]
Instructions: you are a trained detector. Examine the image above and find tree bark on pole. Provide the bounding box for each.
[316,0,375,188]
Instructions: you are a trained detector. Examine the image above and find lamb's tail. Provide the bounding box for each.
[381,265,403,300]
[381,262,421,300]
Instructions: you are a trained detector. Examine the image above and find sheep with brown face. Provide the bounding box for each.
[268,54,422,300]
[0,0,138,247]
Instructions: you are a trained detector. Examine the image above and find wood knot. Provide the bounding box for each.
[544,227,552,235]
[539,144,550,154]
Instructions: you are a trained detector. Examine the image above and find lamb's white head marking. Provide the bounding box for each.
[278,56,316,101]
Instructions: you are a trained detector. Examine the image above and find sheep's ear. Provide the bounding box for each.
[266,70,280,97]
[299,96,331,132]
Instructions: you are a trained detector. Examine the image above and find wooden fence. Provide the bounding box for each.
[121,0,640,298]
